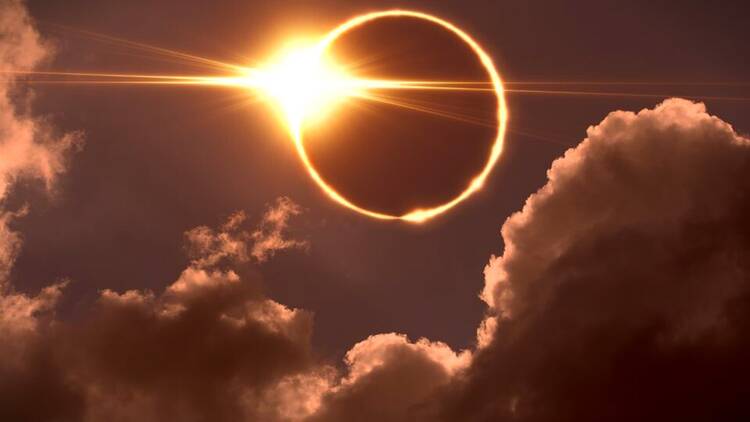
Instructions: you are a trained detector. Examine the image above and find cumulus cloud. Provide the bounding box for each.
[71,266,315,422]
[1,207,316,421]
[308,99,750,421]
[449,98,750,421]
[0,0,82,279]
[309,333,471,422]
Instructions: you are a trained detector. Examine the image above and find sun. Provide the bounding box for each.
[251,44,360,131]
[288,10,507,223]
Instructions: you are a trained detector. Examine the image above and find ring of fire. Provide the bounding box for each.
[293,10,508,223]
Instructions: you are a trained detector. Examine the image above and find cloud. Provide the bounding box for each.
[64,206,314,421]
[0,207,316,421]
[185,197,308,269]
[0,0,82,202]
[71,267,315,422]
[0,206,25,279]
[251,196,308,262]
[0,3,83,418]
[447,98,750,421]
[185,211,254,268]
[298,98,750,422]
[309,333,471,422]
[68,206,315,422]
[0,0,82,280]
[0,279,76,421]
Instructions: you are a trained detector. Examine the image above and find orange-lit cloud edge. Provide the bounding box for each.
[293,10,508,223]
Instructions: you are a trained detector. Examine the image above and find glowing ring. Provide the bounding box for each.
[293,10,507,223]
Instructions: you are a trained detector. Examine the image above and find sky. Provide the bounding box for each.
[1,0,750,421]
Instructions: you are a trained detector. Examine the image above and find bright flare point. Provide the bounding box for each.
[251,46,359,130]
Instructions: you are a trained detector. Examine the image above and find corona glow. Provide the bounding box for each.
[257,10,507,223]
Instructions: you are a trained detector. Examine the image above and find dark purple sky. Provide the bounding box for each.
[3,1,750,420]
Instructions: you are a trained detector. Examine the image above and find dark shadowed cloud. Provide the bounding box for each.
[1,199,315,422]
[301,98,750,421]
[448,98,750,421]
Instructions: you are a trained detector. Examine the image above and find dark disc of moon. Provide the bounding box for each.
[302,16,497,217]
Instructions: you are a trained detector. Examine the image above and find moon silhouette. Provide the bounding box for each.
[292,10,508,223]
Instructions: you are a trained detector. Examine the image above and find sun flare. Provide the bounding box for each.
[250,45,360,131]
